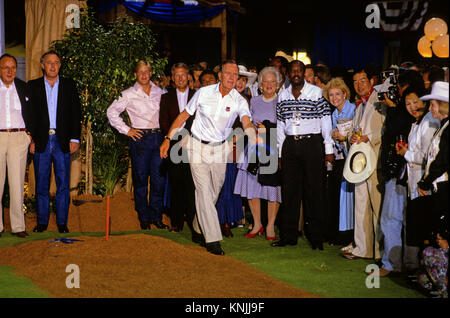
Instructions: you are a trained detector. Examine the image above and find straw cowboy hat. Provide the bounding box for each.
[275,50,293,63]
[238,65,257,87]
[420,81,449,102]
[343,142,377,184]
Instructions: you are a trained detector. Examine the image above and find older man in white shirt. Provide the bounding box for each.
[160,60,258,255]
[0,54,32,238]
[107,60,169,231]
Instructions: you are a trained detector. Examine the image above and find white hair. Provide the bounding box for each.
[258,66,282,89]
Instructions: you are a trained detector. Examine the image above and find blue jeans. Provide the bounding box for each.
[33,135,71,225]
[380,178,407,271]
[129,132,166,223]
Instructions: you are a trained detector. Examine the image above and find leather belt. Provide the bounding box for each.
[49,129,56,135]
[288,134,316,141]
[135,128,161,133]
[0,128,27,132]
[191,133,225,145]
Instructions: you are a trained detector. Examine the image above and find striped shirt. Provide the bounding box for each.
[276,80,333,157]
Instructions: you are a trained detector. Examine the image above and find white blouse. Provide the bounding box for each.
[404,111,440,199]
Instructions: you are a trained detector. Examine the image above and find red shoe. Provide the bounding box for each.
[245,226,264,238]
[266,235,276,241]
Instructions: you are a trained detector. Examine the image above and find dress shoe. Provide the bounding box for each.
[33,224,48,232]
[152,221,169,230]
[271,239,297,247]
[365,267,391,277]
[342,253,360,260]
[140,221,151,230]
[311,242,323,250]
[169,226,181,233]
[221,223,233,238]
[57,224,70,233]
[205,241,225,256]
[245,225,264,238]
[12,231,30,238]
[192,231,206,247]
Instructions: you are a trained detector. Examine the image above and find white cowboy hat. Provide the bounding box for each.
[238,65,257,87]
[275,50,294,63]
[343,142,377,184]
[420,81,449,103]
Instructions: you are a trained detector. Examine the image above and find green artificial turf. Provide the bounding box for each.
[0,227,425,298]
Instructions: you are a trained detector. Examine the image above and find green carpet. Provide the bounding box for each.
[0,227,425,298]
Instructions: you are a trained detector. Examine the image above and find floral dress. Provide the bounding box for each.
[418,246,448,298]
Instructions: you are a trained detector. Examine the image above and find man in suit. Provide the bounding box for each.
[0,54,32,238]
[28,51,81,233]
[159,62,197,234]
[342,67,386,260]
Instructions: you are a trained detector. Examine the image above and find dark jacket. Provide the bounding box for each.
[159,87,195,137]
[13,78,33,131]
[27,76,81,153]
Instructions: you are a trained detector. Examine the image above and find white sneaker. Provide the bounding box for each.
[340,244,354,253]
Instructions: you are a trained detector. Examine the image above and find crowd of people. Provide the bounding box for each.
[0,50,448,297]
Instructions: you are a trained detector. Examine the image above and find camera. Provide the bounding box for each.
[375,69,400,104]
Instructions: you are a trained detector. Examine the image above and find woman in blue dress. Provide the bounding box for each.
[322,78,355,246]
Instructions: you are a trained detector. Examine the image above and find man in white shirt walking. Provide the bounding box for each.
[160,60,258,255]
[107,60,169,231]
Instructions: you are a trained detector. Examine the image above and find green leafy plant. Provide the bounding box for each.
[50,9,167,197]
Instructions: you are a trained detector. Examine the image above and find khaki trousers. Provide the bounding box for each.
[0,131,30,233]
[185,135,230,243]
[352,170,383,259]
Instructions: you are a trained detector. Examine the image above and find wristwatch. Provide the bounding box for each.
[164,135,170,141]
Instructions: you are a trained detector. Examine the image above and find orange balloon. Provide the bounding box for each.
[424,18,448,41]
[432,34,449,58]
[418,35,432,58]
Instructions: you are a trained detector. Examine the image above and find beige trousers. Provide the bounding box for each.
[186,135,230,243]
[352,170,383,259]
[0,131,31,233]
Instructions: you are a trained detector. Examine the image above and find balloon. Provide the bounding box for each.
[424,18,448,41]
[432,34,449,58]
[417,35,432,58]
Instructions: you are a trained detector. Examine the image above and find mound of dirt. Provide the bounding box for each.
[2,192,171,233]
[0,234,317,298]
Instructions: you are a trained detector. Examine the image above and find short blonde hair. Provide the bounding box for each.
[323,77,351,102]
[134,60,152,73]
[438,101,449,116]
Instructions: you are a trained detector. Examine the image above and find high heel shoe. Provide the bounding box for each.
[266,235,276,241]
[245,226,264,238]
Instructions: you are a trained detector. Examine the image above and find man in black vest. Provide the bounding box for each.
[159,62,197,235]
[28,51,81,233]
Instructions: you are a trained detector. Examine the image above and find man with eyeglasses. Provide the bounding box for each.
[107,60,169,231]
[27,51,81,234]
[0,54,32,238]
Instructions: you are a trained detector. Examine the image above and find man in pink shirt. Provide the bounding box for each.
[107,60,169,230]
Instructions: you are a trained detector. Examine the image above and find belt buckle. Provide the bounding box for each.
[49,129,56,135]
[293,135,301,141]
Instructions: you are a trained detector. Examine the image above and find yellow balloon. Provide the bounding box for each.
[424,18,448,41]
[418,35,432,58]
[432,34,449,58]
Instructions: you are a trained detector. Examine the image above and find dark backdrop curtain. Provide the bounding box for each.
[313,22,385,69]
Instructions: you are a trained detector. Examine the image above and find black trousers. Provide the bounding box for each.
[325,158,345,243]
[167,141,196,230]
[280,135,326,243]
